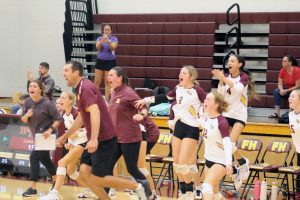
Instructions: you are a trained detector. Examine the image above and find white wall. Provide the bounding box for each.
[98,0,300,14]
[0,0,67,97]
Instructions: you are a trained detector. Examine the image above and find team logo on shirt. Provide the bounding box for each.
[296,119,299,124]
[187,91,192,95]
[116,98,120,104]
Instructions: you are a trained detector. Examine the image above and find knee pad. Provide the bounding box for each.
[189,165,198,174]
[179,165,190,175]
[232,142,237,154]
[214,192,223,200]
[173,163,180,174]
[69,170,79,180]
[56,167,67,176]
[201,182,213,195]
[139,168,149,177]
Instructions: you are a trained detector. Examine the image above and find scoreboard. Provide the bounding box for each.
[0,114,47,175]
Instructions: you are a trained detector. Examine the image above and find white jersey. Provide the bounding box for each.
[289,111,300,153]
[168,85,206,127]
[199,115,231,165]
[63,108,88,146]
[218,72,249,123]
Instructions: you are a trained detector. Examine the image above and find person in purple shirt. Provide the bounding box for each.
[57,61,149,200]
[94,24,118,101]
[21,80,63,197]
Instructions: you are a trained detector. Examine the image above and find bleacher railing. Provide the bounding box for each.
[222,3,241,70]
[63,0,97,73]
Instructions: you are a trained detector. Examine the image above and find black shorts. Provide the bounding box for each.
[80,137,118,177]
[205,160,226,169]
[226,117,246,127]
[173,120,199,141]
[95,59,116,71]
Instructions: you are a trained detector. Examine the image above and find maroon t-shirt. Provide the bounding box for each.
[141,116,159,143]
[109,84,143,143]
[75,78,117,141]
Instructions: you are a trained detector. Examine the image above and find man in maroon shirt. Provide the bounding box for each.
[57,61,149,200]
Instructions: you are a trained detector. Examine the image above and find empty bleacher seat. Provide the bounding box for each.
[270,22,300,34]
[269,34,300,46]
[268,46,300,58]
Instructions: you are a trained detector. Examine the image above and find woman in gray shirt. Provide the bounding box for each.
[21,80,63,197]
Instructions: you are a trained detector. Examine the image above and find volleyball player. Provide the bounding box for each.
[136,65,206,199]
[41,91,90,199]
[199,92,233,200]
[212,54,257,187]
[288,89,300,191]
[57,61,149,200]
[168,101,202,199]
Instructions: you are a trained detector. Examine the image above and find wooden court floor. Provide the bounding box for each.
[0,177,177,200]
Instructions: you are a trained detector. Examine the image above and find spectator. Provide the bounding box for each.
[269,55,300,118]
[94,24,118,101]
[16,94,30,115]
[11,93,29,114]
[27,62,55,101]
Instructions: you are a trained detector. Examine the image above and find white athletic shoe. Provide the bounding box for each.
[77,188,97,199]
[108,188,117,199]
[184,191,194,200]
[178,193,186,200]
[149,192,160,200]
[240,158,250,181]
[232,167,242,190]
[40,190,62,200]
[135,183,147,200]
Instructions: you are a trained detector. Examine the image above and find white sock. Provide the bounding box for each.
[135,183,142,191]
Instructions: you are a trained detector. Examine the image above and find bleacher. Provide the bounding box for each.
[70,12,300,108]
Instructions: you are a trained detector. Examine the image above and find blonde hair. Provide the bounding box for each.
[211,91,229,113]
[292,89,300,99]
[62,91,76,106]
[182,65,199,86]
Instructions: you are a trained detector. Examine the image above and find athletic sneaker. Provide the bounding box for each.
[77,188,97,199]
[135,180,150,200]
[240,158,250,181]
[232,167,242,190]
[178,193,186,200]
[40,189,62,200]
[183,191,194,200]
[149,192,160,200]
[22,187,37,197]
[194,189,202,199]
[108,188,117,199]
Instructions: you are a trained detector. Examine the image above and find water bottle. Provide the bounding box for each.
[260,179,267,200]
[254,178,261,200]
[270,180,278,200]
